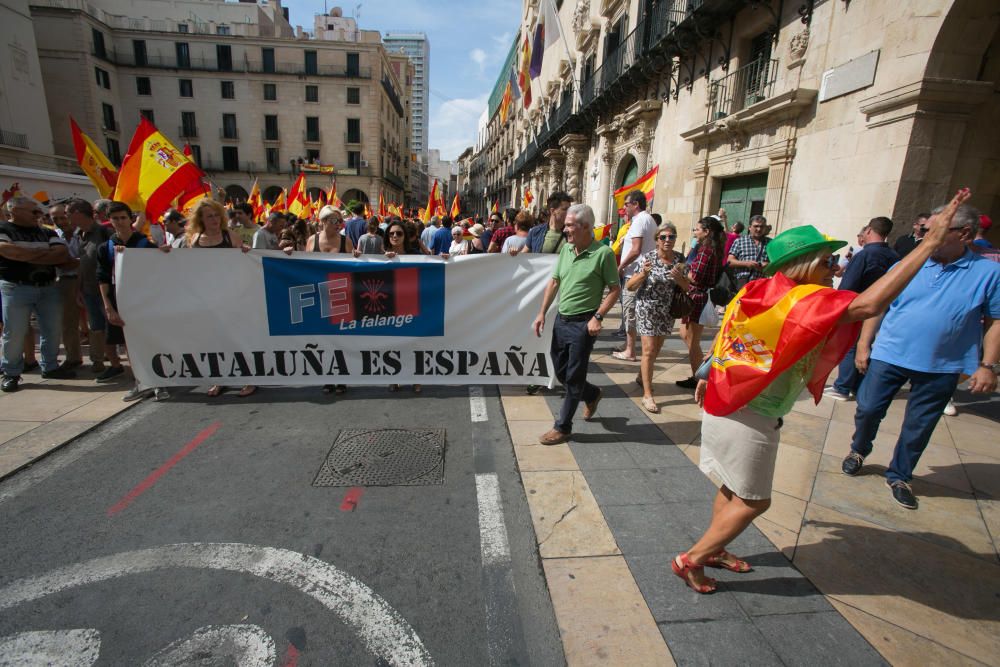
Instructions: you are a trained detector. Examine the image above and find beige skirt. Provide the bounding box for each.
[699,409,781,500]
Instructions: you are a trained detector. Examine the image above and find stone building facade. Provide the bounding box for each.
[473,0,998,246]
[27,0,413,207]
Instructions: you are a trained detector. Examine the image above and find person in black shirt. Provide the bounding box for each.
[0,196,74,392]
[893,212,930,258]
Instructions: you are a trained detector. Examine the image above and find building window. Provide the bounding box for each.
[348,150,361,169]
[221,80,235,99]
[105,138,120,165]
[189,144,201,167]
[305,85,319,102]
[347,87,360,104]
[177,23,189,33]
[132,40,147,67]
[263,83,277,101]
[136,76,151,95]
[305,116,320,142]
[216,44,232,71]
[179,79,193,97]
[140,109,154,124]
[262,47,275,73]
[222,113,238,139]
[347,118,361,143]
[92,29,106,59]
[264,115,279,140]
[222,146,239,171]
[266,147,279,171]
[306,149,320,162]
[346,53,360,76]
[175,42,190,69]
[181,111,197,137]
[304,50,318,75]
[216,25,231,36]
[101,103,116,132]
[95,67,110,89]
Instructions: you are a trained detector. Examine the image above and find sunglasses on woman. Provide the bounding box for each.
[388,231,404,236]
[658,234,677,241]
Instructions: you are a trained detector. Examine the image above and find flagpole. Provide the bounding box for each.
[543,0,581,108]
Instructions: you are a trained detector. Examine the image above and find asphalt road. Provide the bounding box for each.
[0,384,563,666]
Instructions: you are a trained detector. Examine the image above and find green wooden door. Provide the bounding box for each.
[719,173,767,228]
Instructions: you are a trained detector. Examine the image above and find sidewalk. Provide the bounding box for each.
[0,370,135,479]
[501,311,999,666]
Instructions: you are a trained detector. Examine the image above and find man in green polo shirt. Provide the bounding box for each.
[533,204,620,444]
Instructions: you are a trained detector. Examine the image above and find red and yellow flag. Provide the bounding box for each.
[287,173,310,218]
[247,179,263,222]
[450,193,460,218]
[364,201,373,219]
[113,118,207,222]
[522,187,534,208]
[388,202,402,217]
[70,117,118,198]
[417,207,427,222]
[519,35,533,108]
[612,165,659,212]
[491,200,500,215]
[423,180,439,222]
[499,81,513,124]
[378,191,387,219]
[705,273,860,416]
[271,188,286,213]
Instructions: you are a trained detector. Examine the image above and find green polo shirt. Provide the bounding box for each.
[553,240,619,316]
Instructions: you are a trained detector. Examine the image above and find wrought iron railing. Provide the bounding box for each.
[707,58,778,121]
[0,128,29,150]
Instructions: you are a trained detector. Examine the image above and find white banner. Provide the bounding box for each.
[116,250,558,388]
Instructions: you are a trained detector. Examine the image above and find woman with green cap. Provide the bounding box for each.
[671,188,971,594]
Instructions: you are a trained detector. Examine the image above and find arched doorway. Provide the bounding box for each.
[618,155,639,190]
[341,189,369,207]
[262,186,283,204]
[224,184,249,203]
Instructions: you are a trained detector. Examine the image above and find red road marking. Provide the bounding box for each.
[281,644,300,667]
[106,422,223,517]
[340,487,364,512]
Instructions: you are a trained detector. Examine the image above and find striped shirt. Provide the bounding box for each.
[0,221,66,284]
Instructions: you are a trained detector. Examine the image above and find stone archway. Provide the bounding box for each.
[616,154,639,190]
[262,186,283,204]
[224,185,249,203]
[341,189,369,206]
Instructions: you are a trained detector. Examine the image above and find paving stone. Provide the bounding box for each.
[521,470,620,559]
[625,553,747,623]
[601,503,695,555]
[623,441,691,468]
[643,467,719,503]
[568,442,639,470]
[723,551,833,617]
[584,468,662,506]
[754,611,887,666]
[658,618,780,667]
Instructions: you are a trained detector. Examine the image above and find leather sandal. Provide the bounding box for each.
[641,396,660,413]
[705,550,752,573]
[671,553,717,594]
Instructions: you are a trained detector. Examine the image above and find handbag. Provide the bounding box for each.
[669,285,694,319]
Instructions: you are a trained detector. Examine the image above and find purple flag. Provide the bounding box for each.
[529,20,544,79]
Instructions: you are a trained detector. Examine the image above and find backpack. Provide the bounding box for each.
[709,266,738,307]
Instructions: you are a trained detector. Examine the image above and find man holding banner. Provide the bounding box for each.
[533,204,620,445]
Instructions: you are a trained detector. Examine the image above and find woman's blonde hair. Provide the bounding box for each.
[185,198,228,246]
[777,248,829,283]
[318,205,342,223]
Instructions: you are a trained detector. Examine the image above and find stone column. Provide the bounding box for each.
[543,148,565,195]
[594,125,616,226]
[765,139,796,233]
[559,133,590,202]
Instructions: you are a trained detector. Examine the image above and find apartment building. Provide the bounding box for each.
[472,0,998,246]
[29,0,413,207]
[383,33,429,158]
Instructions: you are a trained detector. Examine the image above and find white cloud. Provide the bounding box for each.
[470,48,488,74]
[429,93,489,161]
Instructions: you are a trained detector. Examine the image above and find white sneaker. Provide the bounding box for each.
[942,399,957,416]
[123,385,153,402]
[823,386,850,401]
[154,388,169,402]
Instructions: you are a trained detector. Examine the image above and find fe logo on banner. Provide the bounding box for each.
[262,257,445,336]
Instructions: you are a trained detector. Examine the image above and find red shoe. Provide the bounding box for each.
[705,549,752,573]
[671,553,717,594]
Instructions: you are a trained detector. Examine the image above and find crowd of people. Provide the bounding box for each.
[1,186,997,594]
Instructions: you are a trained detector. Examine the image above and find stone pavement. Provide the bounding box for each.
[501,310,1000,666]
[0,368,135,479]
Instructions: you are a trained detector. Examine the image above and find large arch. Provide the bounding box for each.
[224,184,249,203]
[262,186,283,204]
[341,189,369,205]
[616,154,639,190]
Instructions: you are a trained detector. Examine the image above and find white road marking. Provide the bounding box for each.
[0,402,156,507]
[0,629,101,666]
[475,474,511,566]
[0,543,434,667]
[143,625,274,667]
[469,386,488,422]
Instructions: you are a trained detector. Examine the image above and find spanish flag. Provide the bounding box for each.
[327,179,342,209]
[70,117,118,198]
[113,118,206,222]
[491,200,500,215]
[364,201,373,219]
[287,173,310,218]
[593,224,610,241]
[248,179,263,222]
[518,35,533,108]
[271,189,286,213]
[450,193,460,218]
[705,273,860,416]
[424,180,442,222]
[612,165,658,212]
[378,191,387,219]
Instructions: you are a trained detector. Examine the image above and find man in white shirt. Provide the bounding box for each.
[420,216,440,249]
[611,190,657,362]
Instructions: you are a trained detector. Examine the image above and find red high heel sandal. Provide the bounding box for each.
[671,553,717,594]
[705,549,752,573]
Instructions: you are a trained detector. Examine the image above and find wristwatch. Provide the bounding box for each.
[593,313,604,321]
[980,362,999,374]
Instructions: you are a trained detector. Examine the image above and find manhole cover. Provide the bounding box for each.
[312,429,446,487]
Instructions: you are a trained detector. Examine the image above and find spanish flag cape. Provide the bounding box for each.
[705,273,860,416]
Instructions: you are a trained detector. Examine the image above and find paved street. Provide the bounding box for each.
[0,385,563,665]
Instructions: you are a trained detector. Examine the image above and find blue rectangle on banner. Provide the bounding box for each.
[262,256,445,336]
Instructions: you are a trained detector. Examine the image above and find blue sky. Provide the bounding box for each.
[283,0,521,160]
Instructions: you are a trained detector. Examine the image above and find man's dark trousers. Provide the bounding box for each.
[552,313,600,434]
[849,359,959,483]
